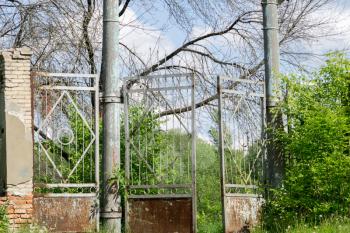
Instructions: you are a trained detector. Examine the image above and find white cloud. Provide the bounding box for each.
[120,9,175,61]
[309,4,350,54]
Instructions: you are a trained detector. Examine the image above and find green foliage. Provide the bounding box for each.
[262,53,350,232]
[209,111,264,193]
[254,217,350,233]
[0,203,8,232]
[120,106,183,194]
[197,139,223,233]
[34,104,100,193]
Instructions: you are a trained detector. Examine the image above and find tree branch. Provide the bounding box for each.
[119,0,131,17]
[138,10,259,77]
[181,48,248,71]
[82,0,96,74]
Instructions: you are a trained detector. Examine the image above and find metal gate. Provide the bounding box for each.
[217,76,265,233]
[32,72,100,232]
[123,73,196,233]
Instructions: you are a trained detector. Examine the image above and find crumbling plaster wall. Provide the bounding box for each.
[0,47,34,229]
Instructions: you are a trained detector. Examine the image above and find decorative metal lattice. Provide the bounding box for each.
[33,73,100,196]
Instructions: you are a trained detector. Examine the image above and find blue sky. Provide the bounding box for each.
[120,0,350,141]
[122,0,350,71]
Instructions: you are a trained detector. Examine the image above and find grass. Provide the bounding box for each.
[1,215,350,233]
[253,217,350,233]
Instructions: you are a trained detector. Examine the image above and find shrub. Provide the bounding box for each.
[262,53,350,231]
[0,202,8,232]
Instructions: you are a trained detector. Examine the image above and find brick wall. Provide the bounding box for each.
[0,47,34,230]
[0,194,33,227]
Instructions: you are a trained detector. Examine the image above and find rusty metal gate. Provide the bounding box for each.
[217,76,266,233]
[123,73,196,233]
[32,72,100,232]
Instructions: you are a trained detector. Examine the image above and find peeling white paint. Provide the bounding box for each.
[7,179,33,196]
[5,101,25,125]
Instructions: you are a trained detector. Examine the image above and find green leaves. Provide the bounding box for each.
[262,53,350,232]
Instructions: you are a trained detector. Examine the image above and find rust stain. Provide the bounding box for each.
[33,196,97,232]
[128,198,193,233]
[225,196,264,233]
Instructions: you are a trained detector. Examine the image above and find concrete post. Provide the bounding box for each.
[0,48,34,229]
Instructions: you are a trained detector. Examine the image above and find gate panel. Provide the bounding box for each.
[32,72,100,231]
[217,76,265,233]
[128,198,192,233]
[124,73,196,233]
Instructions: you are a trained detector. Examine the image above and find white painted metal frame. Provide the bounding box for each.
[123,73,197,233]
[33,73,100,195]
[217,75,266,230]
[33,72,100,229]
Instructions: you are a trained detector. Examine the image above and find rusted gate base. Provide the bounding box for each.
[128,198,193,233]
[225,196,264,233]
[33,196,97,232]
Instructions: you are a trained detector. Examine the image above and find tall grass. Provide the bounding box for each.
[254,217,350,233]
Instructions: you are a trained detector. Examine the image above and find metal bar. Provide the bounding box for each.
[123,86,130,233]
[128,194,192,199]
[221,89,265,98]
[217,76,227,232]
[130,142,161,181]
[38,86,96,91]
[220,76,265,85]
[225,193,262,198]
[35,193,97,198]
[94,75,100,232]
[125,73,193,81]
[35,183,96,188]
[65,91,96,138]
[191,73,197,233]
[129,184,192,189]
[38,142,64,179]
[261,96,268,198]
[127,85,192,93]
[37,91,66,132]
[35,72,99,78]
[224,184,258,189]
[68,138,96,178]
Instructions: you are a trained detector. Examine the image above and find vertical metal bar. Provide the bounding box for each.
[124,85,130,233]
[217,76,227,232]
[191,73,197,233]
[94,76,100,232]
[260,96,268,198]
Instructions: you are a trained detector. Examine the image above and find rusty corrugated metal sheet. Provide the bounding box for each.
[128,198,193,233]
[225,196,264,233]
[33,196,97,232]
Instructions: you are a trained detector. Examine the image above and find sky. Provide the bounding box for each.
[119,0,350,141]
[121,0,350,71]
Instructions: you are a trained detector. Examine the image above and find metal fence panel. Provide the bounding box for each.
[124,73,196,233]
[32,72,100,231]
[217,76,266,232]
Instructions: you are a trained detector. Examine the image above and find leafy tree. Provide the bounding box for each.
[262,53,350,232]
